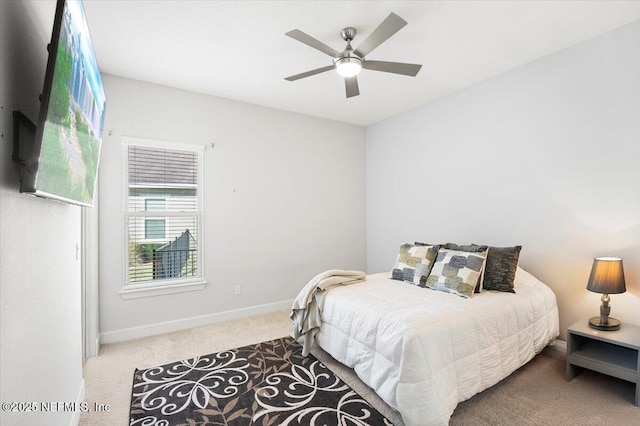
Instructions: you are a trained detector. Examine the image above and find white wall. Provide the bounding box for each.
[0,1,85,425]
[98,75,365,339]
[366,21,640,340]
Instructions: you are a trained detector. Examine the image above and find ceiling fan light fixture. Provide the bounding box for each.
[335,56,363,77]
[284,13,420,97]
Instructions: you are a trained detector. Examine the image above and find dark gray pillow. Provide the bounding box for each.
[414,242,443,246]
[444,243,488,252]
[481,245,522,293]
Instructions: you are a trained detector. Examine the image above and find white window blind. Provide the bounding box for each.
[125,143,203,286]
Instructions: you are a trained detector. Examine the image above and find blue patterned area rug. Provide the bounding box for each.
[129,336,393,425]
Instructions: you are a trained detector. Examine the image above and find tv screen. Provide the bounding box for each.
[21,0,106,207]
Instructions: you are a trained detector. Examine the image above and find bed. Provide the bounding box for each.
[312,267,559,426]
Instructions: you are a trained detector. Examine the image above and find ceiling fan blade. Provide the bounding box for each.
[285,29,340,57]
[285,65,335,81]
[345,76,359,98]
[363,60,422,76]
[354,13,407,57]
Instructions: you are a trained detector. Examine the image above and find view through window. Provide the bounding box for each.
[125,143,203,285]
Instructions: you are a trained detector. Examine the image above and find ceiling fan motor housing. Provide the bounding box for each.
[334,27,363,77]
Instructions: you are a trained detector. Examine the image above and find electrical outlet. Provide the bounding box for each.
[234,285,242,295]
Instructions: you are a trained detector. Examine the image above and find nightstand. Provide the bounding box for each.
[566,319,640,406]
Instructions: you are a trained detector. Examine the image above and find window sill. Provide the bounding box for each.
[119,278,207,299]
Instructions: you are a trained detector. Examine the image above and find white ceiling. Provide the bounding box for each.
[24,1,640,127]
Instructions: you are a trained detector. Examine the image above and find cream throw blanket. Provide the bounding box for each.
[290,269,366,356]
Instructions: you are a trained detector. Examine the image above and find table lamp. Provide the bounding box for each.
[586,257,626,331]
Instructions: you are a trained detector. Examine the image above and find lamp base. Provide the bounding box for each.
[588,316,621,331]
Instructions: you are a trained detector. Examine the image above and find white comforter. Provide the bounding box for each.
[314,267,559,426]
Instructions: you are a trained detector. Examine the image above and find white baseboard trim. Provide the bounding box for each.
[100,299,293,344]
[548,338,567,353]
[70,379,85,426]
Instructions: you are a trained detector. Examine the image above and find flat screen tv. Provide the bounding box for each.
[21,0,106,207]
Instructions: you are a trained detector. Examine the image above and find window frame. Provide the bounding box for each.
[120,136,207,299]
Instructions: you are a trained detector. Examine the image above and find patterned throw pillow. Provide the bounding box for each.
[391,243,440,287]
[443,243,488,292]
[481,245,522,293]
[426,249,487,298]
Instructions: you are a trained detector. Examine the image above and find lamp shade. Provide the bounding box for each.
[335,56,363,77]
[586,257,626,294]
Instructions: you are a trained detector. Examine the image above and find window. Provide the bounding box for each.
[121,137,206,298]
[144,219,166,239]
[144,199,166,239]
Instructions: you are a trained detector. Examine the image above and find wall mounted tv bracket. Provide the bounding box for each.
[12,110,37,180]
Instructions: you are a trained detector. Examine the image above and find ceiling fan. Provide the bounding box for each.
[284,12,422,98]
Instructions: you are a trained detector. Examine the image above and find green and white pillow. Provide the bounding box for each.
[426,249,487,298]
[391,243,440,287]
[442,243,488,292]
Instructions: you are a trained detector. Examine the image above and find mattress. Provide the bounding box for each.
[315,267,559,426]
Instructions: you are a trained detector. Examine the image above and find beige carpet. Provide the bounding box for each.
[80,310,638,425]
